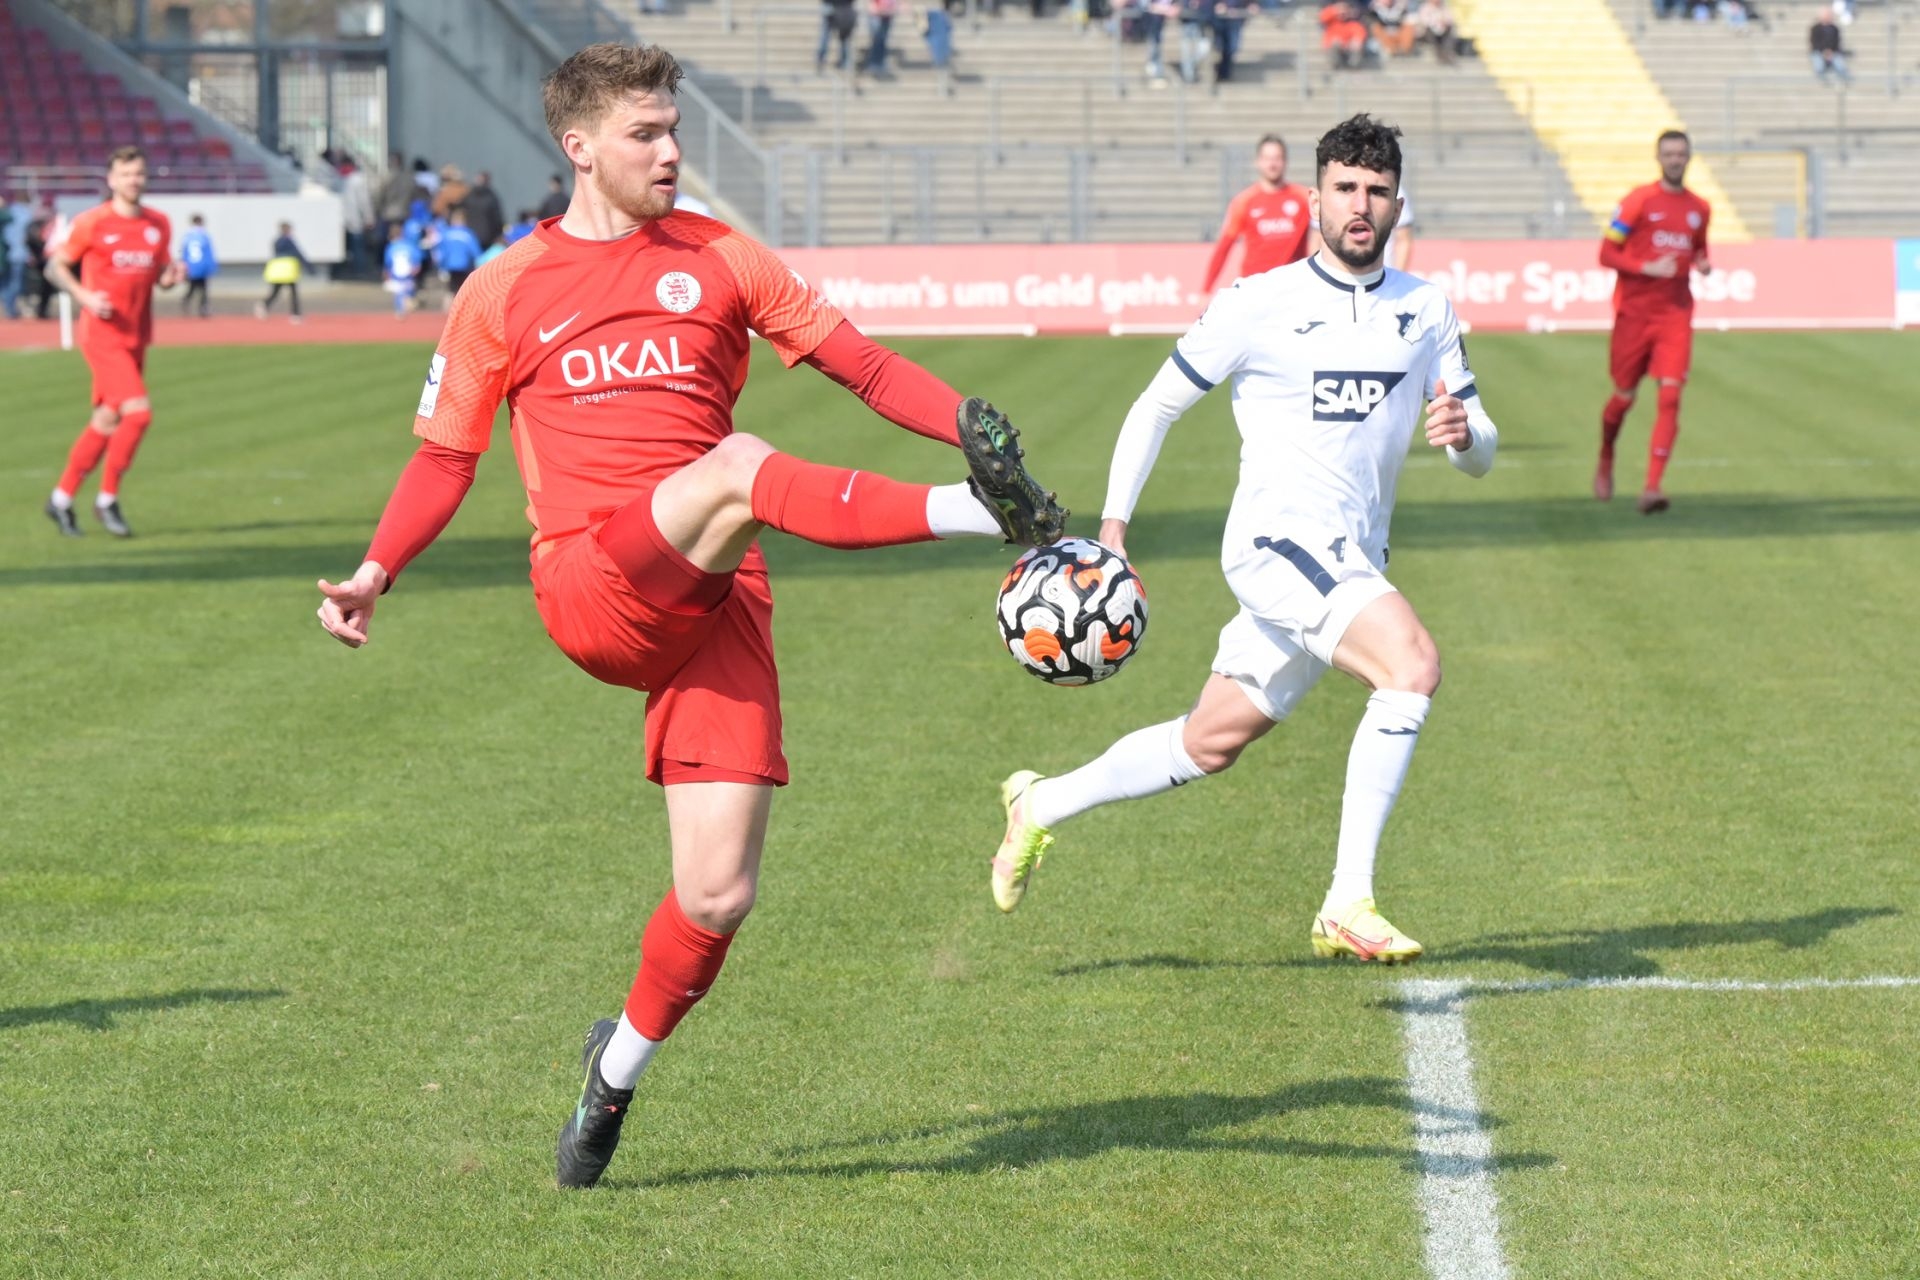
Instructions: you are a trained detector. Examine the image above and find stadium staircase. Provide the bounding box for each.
[630,3,1594,245]
[1606,0,1920,238]
[1447,0,1753,240]
[0,0,292,197]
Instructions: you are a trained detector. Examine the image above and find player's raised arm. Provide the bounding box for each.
[316,265,507,647]
[1424,304,1497,478]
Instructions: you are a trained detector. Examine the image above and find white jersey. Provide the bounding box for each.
[1106,253,1491,569]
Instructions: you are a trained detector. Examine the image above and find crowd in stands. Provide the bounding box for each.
[1652,0,1763,29]
[817,0,961,76]
[1316,0,1462,71]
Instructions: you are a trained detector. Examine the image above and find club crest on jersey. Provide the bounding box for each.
[1395,312,1418,341]
[144,225,162,246]
[656,271,702,314]
[1312,371,1407,422]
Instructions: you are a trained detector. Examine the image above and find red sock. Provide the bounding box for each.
[1599,393,1634,461]
[57,426,111,496]
[1646,385,1681,491]
[622,888,735,1042]
[749,452,934,550]
[100,407,152,495]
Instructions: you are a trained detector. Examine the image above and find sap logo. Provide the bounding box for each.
[1312,371,1406,421]
[559,337,697,388]
[1651,229,1694,253]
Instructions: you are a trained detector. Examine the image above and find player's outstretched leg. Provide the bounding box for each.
[1313,593,1436,965]
[957,398,1068,546]
[991,679,1267,911]
[1596,387,1635,502]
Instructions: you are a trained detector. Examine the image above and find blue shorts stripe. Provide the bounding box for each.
[1254,536,1337,596]
[1170,347,1214,392]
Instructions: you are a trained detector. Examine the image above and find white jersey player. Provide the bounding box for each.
[988,115,1497,964]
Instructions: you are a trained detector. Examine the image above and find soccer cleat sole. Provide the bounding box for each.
[958,398,1067,547]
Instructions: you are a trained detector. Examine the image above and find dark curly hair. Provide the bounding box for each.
[1315,114,1404,184]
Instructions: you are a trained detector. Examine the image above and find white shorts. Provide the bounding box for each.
[1211,529,1397,722]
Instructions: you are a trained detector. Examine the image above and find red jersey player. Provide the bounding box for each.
[1200,134,1315,292]
[43,145,180,537]
[1596,129,1711,515]
[313,44,1066,1190]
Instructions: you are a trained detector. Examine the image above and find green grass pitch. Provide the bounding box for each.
[2,331,1917,1277]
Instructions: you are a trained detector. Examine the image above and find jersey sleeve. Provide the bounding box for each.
[57,209,94,269]
[1604,188,1643,246]
[1202,189,1253,290]
[1695,200,1712,261]
[1171,278,1257,391]
[1426,299,1475,400]
[712,232,848,367]
[152,210,173,261]
[413,260,512,452]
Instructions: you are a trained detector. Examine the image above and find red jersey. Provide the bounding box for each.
[1202,182,1313,289]
[418,212,847,548]
[59,202,172,351]
[1602,182,1711,315]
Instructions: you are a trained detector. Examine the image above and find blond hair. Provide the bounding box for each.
[542,43,683,144]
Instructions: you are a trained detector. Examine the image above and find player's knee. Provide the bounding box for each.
[679,876,757,934]
[709,432,777,497]
[1182,722,1250,775]
[1383,634,1442,696]
[91,408,120,435]
[121,396,151,416]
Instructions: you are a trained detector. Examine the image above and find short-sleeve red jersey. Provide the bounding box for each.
[59,202,172,351]
[1603,182,1711,316]
[1204,182,1313,289]
[415,211,849,548]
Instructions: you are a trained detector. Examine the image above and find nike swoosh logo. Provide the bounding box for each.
[1378,727,1419,736]
[1330,920,1393,959]
[1294,321,1325,334]
[538,311,581,343]
[840,472,858,503]
[1647,213,1665,222]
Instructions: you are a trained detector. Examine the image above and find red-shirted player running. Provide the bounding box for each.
[1201,134,1316,292]
[43,145,180,538]
[1596,129,1712,515]
[313,44,1066,1190]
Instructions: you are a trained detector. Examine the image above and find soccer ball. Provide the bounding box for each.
[996,537,1148,685]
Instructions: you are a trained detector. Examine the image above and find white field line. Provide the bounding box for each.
[1398,974,1920,1280]
[1400,978,1511,1280]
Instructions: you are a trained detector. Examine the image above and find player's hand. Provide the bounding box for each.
[1424,380,1471,451]
[1642,255,1680,279]
[80,289,114,318]
[158,261,184,290]
[1695,256,1713,276]
[1098,517,1130,559]
[316,561,391,648]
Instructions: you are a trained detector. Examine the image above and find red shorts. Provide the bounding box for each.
[530,503,786,789]
[86,344,149,409]
[1609,310,1692,389]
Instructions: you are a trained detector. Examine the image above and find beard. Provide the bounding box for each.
[1320,209,1395,271]
[593,164,677,222]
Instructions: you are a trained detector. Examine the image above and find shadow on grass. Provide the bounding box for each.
[1055,907,1899,982]
[620,1075,1556,1190]
[0,987,285,1031]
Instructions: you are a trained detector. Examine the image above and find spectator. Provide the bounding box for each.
[818,0,858,71]
[412,157,439,197]
[1177,0,1213,84]
[26,197,57,319]
[1212,0,1248,81]
[1320,1,1370,68]
[382,223,421,317]
[1372,0,1417,55]
[1134,0,1176,86]
[862,0,900,74]
[1810,7,1849,81]
[435,208,482,299]
[337,153,375,279]
[478,237,508,268]
[375,150,419,247]
[464,170,506,249]
[1651,0,1680,17]
[255,220,308,323]
[432,164,470,219]
[922,3,955,73]
[0,190,22,319]
[505,209,540,245]
[1416,0,1457,63]
[179,212,216,317]
[537,174,570,220]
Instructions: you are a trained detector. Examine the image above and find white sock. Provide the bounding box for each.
[926,481,1005,539]
[1326,689,1431,908]
[597,1012,662,1090]
[96,491,116,507]
[1026,716,1207,829]
[49,489,74,510]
